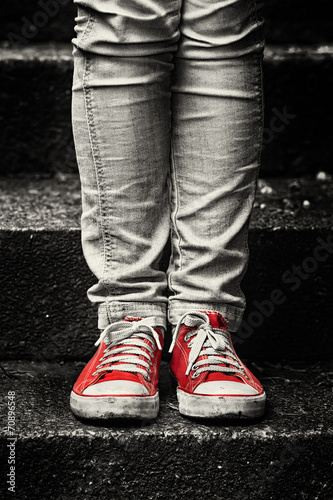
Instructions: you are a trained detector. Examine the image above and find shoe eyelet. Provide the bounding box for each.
[192,371,199,379]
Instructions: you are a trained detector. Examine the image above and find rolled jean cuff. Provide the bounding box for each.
[168,301,244,332]
[98,301,167,330]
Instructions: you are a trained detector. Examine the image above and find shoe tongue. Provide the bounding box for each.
[199,312,238,383]
[99,371,141,384]
[203,311,228,331]
[94,317,153,385]
[205,372,242,384]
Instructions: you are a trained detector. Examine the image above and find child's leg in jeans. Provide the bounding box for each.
[70,0,182,419]
[168,0,265,332]
[71,1,183,330]
[168,0,266,418]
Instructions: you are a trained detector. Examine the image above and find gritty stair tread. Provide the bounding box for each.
[0,360,332,439]
[0,174,332,231]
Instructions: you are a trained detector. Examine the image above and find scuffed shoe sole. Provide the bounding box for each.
[177,388,266,419]
[70,391,159,420]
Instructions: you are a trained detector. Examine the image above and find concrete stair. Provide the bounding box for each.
[1,174,332,362]
[0,360,332,499]
[1,43,333,177]
[1,2,333,499]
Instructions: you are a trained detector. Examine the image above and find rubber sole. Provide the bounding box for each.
[70,391,159,420]
[177,388,266,419]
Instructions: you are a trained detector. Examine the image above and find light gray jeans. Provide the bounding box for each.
[72,0,265,332]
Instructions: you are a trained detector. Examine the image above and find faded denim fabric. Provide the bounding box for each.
[72,0,264,332]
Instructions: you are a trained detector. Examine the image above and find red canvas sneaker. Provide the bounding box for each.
[70,316,164,420]
[169,311,266,418]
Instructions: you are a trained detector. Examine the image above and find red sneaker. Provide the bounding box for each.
[169,311,266,419]
[70,317,164,420]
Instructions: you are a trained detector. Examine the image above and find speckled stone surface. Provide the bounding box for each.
[0,360,332,499]
[0,174,81,229]
[0,174,333,362]
[0,174,333,230]
[0,43,333,176]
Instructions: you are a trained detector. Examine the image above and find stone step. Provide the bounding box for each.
[0,360,332,499]
[1,174,332,362]
[0,43,333,177]
[1,0,332,45]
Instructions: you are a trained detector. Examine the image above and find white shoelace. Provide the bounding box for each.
[169,312,244,378]
[93,317,162,380]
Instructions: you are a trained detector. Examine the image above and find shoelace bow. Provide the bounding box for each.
[93,317,162,380]
[169,312,244,378]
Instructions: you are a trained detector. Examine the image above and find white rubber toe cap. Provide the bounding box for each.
[193,381,259,396]
[83,380,149,396]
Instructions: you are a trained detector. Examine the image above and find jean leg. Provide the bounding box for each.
[168,0,265,331]
[72,0,182,329]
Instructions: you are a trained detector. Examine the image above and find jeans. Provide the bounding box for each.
[71,0,265,332]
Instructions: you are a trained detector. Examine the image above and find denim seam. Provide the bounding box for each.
[103,302,167,324]
[81,16,114,298]
[76,6,94,50]
[168,135,183,294]
[169,302,244,318]
[106,302,167,310]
